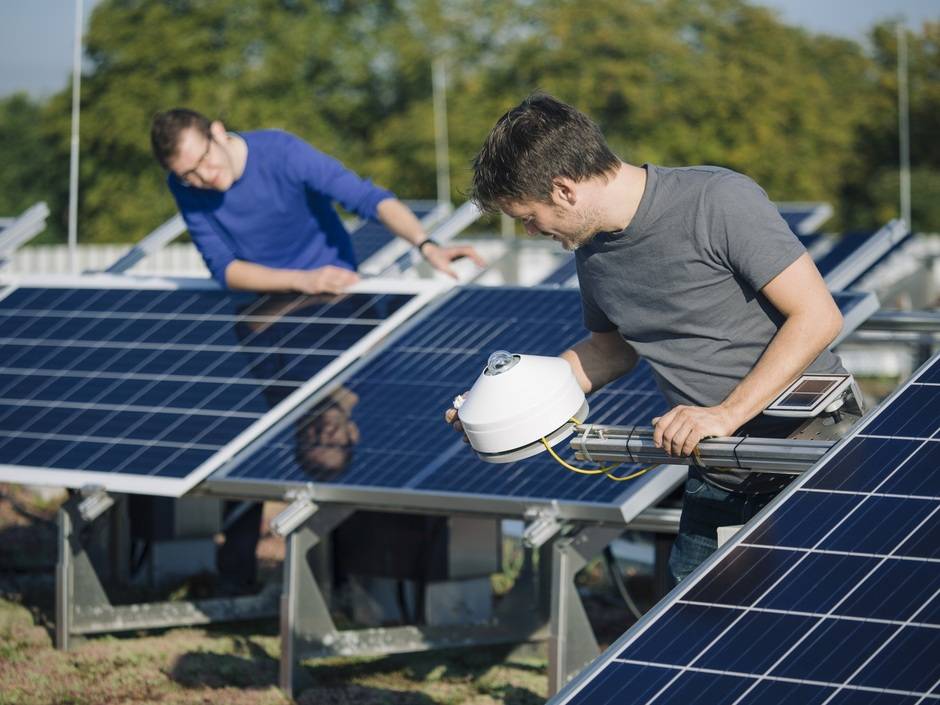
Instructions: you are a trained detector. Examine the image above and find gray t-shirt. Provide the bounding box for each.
[577,164,846,491]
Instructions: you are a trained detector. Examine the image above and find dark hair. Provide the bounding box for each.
[150,108,212,169]
[471,93,620,213]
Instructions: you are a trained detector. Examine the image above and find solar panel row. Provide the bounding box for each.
[554,353,940,705]
[0,280,438,496]
[211,286,678,522]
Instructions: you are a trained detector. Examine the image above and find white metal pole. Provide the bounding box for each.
[432,57,451,207]
[68,0,84,273]
[897,22,912,231]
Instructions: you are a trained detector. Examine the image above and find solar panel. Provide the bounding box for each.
[0,275,443,497]
[550,352,940,704]
[208,286,682,523]
[817,221,911,291]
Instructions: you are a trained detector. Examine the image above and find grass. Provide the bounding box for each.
[1,484,646,704]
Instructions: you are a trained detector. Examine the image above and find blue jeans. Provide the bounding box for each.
[668,465,779,584]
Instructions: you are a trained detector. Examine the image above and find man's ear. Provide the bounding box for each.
[209,120,228,141]
[551,177,578,207]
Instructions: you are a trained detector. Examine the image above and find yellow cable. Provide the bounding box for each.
[540,418,678,483]
[604,465,656,482]
[540,437,612,474]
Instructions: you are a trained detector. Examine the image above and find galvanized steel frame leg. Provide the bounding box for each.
[55,496,112,650]
[279,505,352,697]
[548,525,625,696]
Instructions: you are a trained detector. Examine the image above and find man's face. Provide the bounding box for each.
[501,198,599,251]
[167,124,236,191]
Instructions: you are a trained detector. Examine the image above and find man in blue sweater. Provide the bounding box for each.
[151,108,483,292]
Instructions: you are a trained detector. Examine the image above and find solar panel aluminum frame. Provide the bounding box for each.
[203,285,688,525]
[0,273,449,497]
[774,202,834,236]
[547,350,940,704]
[823,219,909,292]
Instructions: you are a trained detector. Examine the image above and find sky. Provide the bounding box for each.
[0,0,937,100]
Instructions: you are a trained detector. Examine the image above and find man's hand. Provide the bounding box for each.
[443,393,471,443]
[292,266,360,295]
[422,242,486,279]
[652,405,738,457]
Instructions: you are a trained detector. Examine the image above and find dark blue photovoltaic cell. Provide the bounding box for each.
[682,546,792,606]
[895,512,940,559]
[621,603,737,664]
[0,287,410,483]
[744,491,859,548]
[864,386,940,438]
[741,680,836,704]
[223,287,670,506]
[820,495,936,554]
[695,611,809,673]
[567,663,676,704]
[757,552,877,614]
[644,671,754,705]
[350,204,434,264]
[877,440,940,496]
[780,209,824,236]
[553,353,940,705]
[833,558,940,623]
[770,618,897,682]
[803,437,921,492]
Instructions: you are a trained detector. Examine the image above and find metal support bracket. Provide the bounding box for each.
[523,502,564,548]
[548,523,626,696]
[271,487,319,537]
[279,502,553,699]
[77,485,114,522]
[55,493,278,651]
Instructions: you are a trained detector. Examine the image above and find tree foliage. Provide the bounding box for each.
[0,0,937,243]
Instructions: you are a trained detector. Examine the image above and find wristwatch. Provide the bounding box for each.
[417,238,440,258]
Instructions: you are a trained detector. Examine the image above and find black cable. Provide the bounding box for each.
[603,545,643,620]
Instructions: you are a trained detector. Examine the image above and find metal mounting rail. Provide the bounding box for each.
[571,425,834,474]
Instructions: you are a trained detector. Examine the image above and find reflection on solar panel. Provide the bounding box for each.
[551,353,940,704]
[211,287,677,522]
[0,278,440,496]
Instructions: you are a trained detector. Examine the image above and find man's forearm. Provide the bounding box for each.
[225,260,301,292]
[562,332,638,394]
[376,198,426,246]
[720,309,842,428]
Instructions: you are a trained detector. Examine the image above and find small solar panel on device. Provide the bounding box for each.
[550,352,940,705]
[210,286,679,522]
[0,280,436,496]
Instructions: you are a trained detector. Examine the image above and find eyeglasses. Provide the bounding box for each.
[176,136,213,188]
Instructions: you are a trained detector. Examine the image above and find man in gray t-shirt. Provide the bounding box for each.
[452,93,847,582]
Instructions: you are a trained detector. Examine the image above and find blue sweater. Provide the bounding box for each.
[168,130,394,285]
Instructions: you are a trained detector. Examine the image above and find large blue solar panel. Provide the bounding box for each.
[210,287,680,521]
[0,281,433,496]
[551,352,940,704]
